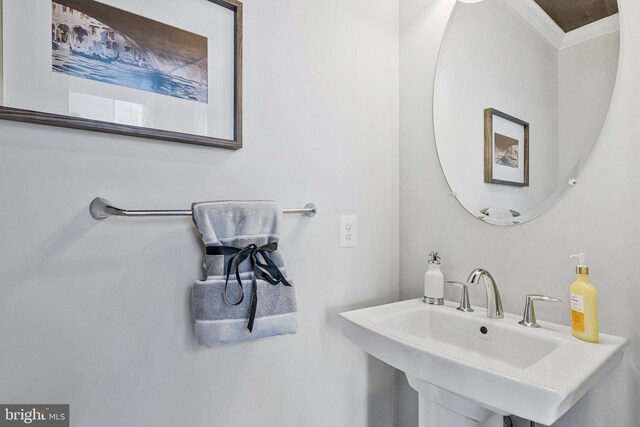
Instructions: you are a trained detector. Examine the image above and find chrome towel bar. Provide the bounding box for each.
[89,197,317,220]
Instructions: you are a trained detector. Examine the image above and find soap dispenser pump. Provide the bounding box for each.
[424,251,444,305]
[570,253,599,343]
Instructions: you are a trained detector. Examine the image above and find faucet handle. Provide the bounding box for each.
[518,294,561,328]
[446,281,474,313]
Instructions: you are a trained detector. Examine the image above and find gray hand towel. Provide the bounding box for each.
[191,201,297,346]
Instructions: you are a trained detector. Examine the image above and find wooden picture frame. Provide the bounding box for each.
[0,0,243,149]
[484,108,529,187]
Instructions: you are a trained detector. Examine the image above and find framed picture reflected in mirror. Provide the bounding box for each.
[484,108,529,187]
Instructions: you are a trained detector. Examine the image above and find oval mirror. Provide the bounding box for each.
[434,0,620,226]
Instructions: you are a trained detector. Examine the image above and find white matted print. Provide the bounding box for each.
[0,0,242,149]
[484,108,529,187]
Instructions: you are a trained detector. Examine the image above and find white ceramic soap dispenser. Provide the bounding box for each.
[424,251,444,305]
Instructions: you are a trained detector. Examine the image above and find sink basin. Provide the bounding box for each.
[340,299,627,426]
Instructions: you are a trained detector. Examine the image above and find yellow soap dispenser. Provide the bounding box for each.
[570,253,599,343]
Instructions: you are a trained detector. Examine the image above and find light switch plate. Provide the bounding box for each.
[340,215,357,248]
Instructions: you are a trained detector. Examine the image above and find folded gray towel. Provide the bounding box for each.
[191,201,297,346]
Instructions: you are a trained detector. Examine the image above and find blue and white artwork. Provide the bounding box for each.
[51,0,208,103]
[493,133,519,168]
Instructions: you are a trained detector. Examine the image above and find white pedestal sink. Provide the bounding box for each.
[339,299,627,426]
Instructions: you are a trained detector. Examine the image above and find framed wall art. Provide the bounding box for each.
[484,108,529,187]
[0,0,242,149]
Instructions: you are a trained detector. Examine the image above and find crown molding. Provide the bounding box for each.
[499,0,620,51]
[500,0,565,49]
[560,13,620,50]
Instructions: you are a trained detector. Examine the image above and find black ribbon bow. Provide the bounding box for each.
[206,242,291,332]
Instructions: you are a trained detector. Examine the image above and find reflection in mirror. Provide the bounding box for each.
[434,0,619,226]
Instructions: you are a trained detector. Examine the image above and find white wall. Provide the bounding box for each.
[559,32,620,183]
[434,0,559,216]
[400,0,639,426]
[0,1,400,426]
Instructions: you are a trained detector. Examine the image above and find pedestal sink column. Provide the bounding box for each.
[407,375,505,427]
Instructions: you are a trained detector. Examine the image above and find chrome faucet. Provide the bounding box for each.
[467,268,504,319]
